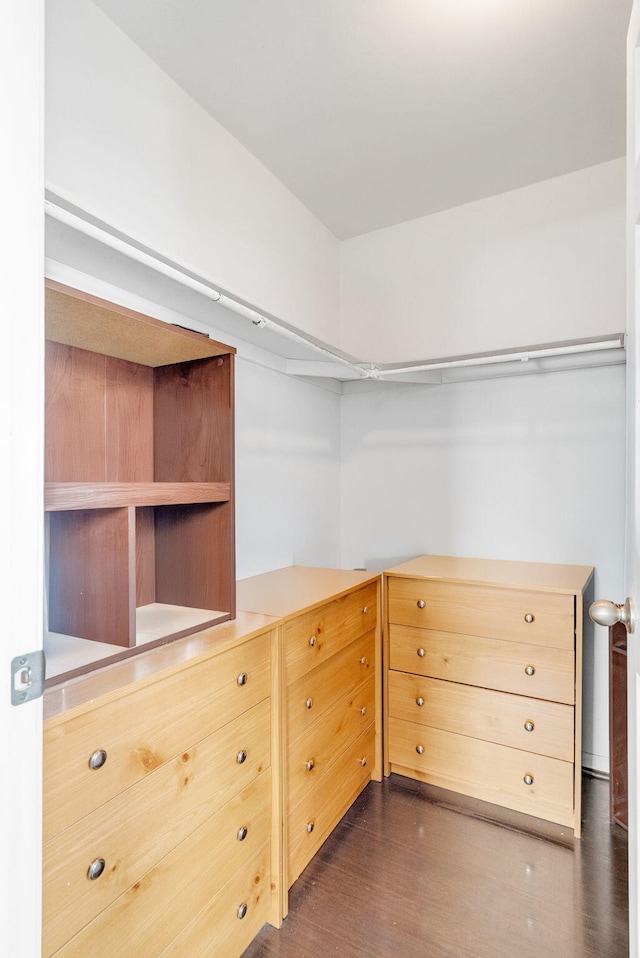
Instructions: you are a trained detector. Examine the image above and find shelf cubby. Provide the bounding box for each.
[44,280,236,684]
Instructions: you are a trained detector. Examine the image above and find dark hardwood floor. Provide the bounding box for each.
[244,773,629,957]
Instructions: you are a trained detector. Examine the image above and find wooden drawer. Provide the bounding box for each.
[158,842,272,958]
[44,630,272,840]
[389,625,575,704]
[288,675,375,808]
[388,716,575,827]
[288,723,375,886]
[387,578,575,650]
[388,671,574,762]
[48,771,272,958]
[284,582,377,684]
[43,697,271,956]
[287,630,375,746]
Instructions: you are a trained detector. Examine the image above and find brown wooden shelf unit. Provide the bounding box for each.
[44,280,236,684]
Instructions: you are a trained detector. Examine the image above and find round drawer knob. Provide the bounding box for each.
[416,744,425,755]
[417,648,426,658]
[524,720,535,732]
[237,903,248,920]
[524,613,535,624]
[309,636,317,647]
[362,606,369,614]
[305,759,315,771]
[307,821,315,833]
[524,664,536,677]
[416,697,425,707]
[237,826,248,842]
[360,706,367,716]
[359,657,368,665]
[523,774,534,786]
[89,749,107,770]
[360,757,367,767]
[305,697,313,710]
[237,750,248,765]
[417,600,426,609]
[237,672,248,686]
[87,858,106,881]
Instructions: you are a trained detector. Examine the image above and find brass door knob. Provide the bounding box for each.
[589,598,635,633]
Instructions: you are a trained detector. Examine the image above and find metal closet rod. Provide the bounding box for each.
[44,194,624,380]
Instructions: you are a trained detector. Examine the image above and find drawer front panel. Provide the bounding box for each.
[287,630,375,744]
[387,578,574,650]
[43,698,271,956]
[288,723,375,886]
[388,717,574,827]
[288,675,375,809]
[49,771,272,958]
[158,842,272,958]
[285,583,378,684]
[44,630,272,841]
[388,671,574,762]
[389,625,575,704]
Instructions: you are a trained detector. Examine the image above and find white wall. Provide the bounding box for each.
[45,0,340,344]
[340,159,625,363]
[340,365,626,771]
[235,359,342,579]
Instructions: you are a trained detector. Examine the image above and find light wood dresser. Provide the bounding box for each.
[384,555,593,836]
[42,612,283,958]
[237,566,382,904]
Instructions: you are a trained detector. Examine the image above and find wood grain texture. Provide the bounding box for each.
[153,355,233,482]
[50,772,272,958]
[388,670,574,761]
[48,508,132,646]
[43,614,278,720]
[105,355,154,481]
[45,341,106,482]
[45,281,235,366]
[388,717,574,827]
[288,723,375,886]
[237,566,380,619]
[286,631,375,747]
[43,698,271,955]
[243,774,628,958]
[385,554,594,594]
[284,583,377,685]
[44,281,237,682]
[389,625,575,703]
[388,577,575,649]
[159,842,272,958]
[45,481,232,510]
[288,676,375,809]
[610,621,628,828]
[44,631,271,840]
[154,501,235,615]
[135,506,156,607]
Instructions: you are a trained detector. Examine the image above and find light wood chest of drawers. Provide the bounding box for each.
[237,566,382,901]
[384,555,593,836]
[42,613,282,958]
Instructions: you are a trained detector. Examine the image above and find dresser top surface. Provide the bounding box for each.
[384,555,594,594]
[44,610,279,722]
[237,565,379,618]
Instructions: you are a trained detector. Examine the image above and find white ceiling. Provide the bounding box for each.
[92,0,631,240]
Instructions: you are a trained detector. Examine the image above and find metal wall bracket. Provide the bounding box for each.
[11,650,45,705]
